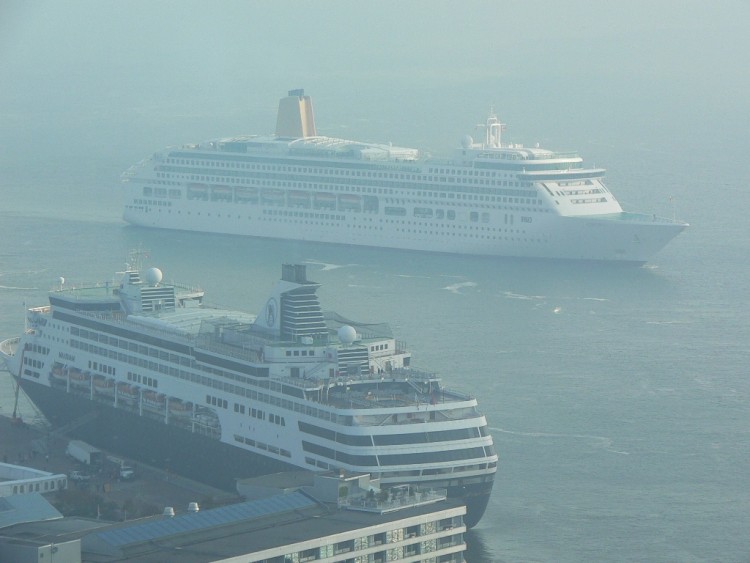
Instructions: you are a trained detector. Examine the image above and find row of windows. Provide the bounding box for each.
[572,197,608,204]
[285,349,315,357]
[167,152,526,181]
[127,371,158,388]
[270,412,284,425]
[25,343,50,355]
[560,187,603,196]
[299,421,488,447]
[23,356,44,369]
[302,440,377,467]
[155,162,534,197]
[233,434,291,458]
[90,360,115,376]
[134,198,172,206]
[72,325,192,366]
[207,394,228,409]
[257,518,463,562]
[148,178,538,209]
[138,204,549,245]
[138,191,547,230]
[11,479,65,495]
[268,530,463,562]
[302,438,491,468]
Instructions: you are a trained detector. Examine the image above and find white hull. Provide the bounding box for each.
[124,198,684,263]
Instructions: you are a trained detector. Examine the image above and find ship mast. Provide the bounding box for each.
[484,108,506,148]
[126,248,149,272]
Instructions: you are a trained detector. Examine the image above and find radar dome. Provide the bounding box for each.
[461,135,474,149]
[338,325,357,345]
[144,267,163,286]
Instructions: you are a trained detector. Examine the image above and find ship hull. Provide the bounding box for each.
[124,200,684,263]
[21,379,493,527]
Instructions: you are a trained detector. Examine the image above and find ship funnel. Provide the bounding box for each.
[276,89,317,138]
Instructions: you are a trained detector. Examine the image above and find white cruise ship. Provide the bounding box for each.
[0,256,497,527]
[122,89,686,263]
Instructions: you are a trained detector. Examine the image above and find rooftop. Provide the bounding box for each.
[1,489,465,562]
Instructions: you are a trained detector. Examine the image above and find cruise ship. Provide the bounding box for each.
[0,256,497,527]
[122,89,686,263]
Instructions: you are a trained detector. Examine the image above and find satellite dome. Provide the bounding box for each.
[338,325,357,345]
[144,267,163,286]
[461,134,474,149]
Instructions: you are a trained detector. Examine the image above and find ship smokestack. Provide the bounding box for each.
[275,89,317,138]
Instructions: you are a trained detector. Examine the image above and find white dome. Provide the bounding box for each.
[461,134,474,149]
[338,325,357,345]
[144,267,163,286]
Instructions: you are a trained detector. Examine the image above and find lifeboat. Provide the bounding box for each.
[194,407,220,429]
[235,187,259,203]
[68,368,90,388]
[211,185,233,201]
[338,194,362,211]
[288,190,311,207]
[117,383,139,405]
[313,192,336,209]
[143,390,166,412]
[261,189,285,205]
[168,398,193,417]
[93,376,115,397]
[50,364,67,385]
[187,183,209,200]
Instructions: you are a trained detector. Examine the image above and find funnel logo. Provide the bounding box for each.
[265,298,277,327]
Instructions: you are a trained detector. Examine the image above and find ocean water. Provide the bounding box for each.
[1,104,749,563]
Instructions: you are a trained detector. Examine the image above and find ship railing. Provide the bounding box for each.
[194,334,262,363]
[48,280,203,298]
[616,211,686,225]
[171,281,205,295]
[277,368,475,402]
[339,486,448,512]
[0,337,19,357]
[274,366,443,391]
[79,311,199,342]
[28,305,51,314]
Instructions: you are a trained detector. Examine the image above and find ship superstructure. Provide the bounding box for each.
[0,257,497,527]
[122,89,686,262]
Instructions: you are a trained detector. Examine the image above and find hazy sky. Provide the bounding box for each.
[1,1,748,161]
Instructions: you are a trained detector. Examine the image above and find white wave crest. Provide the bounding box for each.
[490,426,629,455]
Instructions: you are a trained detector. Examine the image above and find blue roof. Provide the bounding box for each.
[93,492,316,548]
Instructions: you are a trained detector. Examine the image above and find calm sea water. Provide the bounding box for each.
[1,122,748,563]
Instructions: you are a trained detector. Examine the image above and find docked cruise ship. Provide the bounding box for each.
[122,89,686,263]
[0,256,497,527]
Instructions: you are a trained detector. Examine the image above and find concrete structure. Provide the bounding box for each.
[0,472,467,562]
[0,494,73,563]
